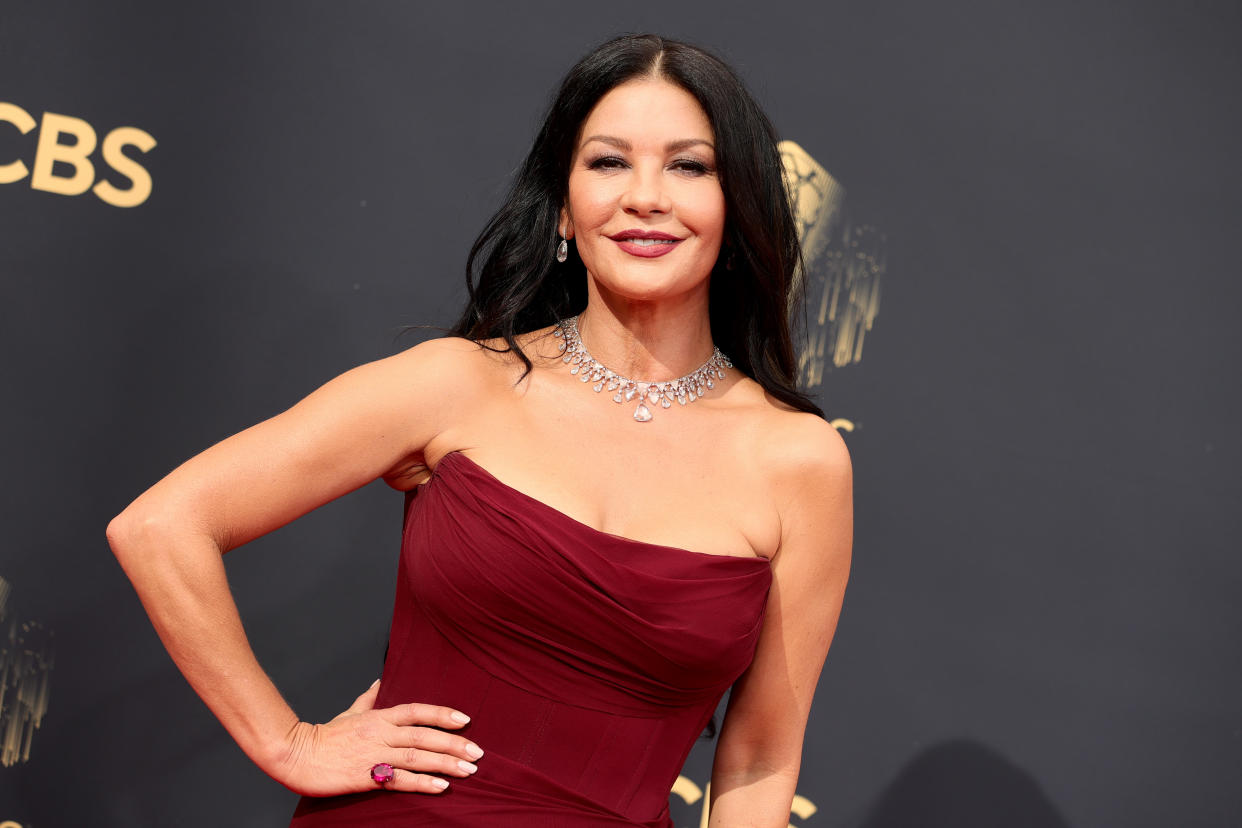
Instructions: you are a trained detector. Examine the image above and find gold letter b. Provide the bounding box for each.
[31,112,97,196]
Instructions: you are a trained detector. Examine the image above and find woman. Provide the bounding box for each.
[108,34,852,826]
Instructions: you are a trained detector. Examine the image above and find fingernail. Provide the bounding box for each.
[465,743,484,760]
[432,778,449,790]
[370,678,381,687]
[450,711,470,724]
[458,760,478,774]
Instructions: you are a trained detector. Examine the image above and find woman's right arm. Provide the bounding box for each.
[106,337,487,795]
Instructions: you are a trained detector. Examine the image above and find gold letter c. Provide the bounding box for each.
[0,102,37,184]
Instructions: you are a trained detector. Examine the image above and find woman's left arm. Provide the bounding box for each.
[709,418,854,827]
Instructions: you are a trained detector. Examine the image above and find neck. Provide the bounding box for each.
[575,291,715,381]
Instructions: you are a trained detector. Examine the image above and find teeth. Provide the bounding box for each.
[627,238,675,246]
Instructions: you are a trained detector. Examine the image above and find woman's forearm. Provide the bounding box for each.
[708,765,800,828]
[107,510,300,777]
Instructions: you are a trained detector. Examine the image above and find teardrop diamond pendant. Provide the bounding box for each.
[552,315,732,423]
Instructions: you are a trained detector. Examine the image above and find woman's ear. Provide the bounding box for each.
[558,206,573,240]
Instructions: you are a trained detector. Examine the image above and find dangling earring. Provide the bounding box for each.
[556,237,569,263]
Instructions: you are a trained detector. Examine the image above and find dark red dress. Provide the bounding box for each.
[290,450,772,826]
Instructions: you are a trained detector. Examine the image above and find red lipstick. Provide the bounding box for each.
[607,229,683,258]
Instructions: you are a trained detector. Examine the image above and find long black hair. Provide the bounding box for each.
[451,34,823,418]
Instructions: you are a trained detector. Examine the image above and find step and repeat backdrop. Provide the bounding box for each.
[2,2,1239,826]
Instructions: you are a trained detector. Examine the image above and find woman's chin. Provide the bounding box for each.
[587,274,711,308]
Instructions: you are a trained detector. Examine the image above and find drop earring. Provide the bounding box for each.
[556,237,569,263]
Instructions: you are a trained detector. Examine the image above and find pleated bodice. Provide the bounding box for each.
[291,450,771,826]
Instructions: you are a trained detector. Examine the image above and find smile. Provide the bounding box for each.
[608,231,684,258]
[612,238,682,258]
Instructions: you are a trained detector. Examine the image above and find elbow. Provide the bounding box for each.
[106,504,185,569]
[106,510,132,559]
[106,507,149,568]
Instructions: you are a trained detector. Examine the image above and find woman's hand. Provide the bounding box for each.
[273,680,485,796]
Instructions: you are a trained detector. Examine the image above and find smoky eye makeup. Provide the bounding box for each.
[584,154,627,170]
[580,153,717,175]
[672,157,715,175]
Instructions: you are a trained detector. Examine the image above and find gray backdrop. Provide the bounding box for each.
[2,1,1239,826]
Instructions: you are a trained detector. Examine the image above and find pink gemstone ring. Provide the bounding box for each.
[370,763,396,785]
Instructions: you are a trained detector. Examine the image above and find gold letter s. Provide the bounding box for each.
[93,126,156,207]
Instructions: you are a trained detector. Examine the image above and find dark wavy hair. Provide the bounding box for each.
[451,33,823,418]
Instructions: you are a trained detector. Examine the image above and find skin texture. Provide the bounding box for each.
[108,76,852,824]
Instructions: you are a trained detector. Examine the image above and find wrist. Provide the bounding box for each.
[270,718,313,776]
[229,707,306,782]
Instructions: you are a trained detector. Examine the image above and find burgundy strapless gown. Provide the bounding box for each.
[290,450,772,826]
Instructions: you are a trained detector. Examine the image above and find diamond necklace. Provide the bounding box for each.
[553,315,732,422]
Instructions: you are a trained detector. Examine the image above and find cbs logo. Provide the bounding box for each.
[0,102,155,208]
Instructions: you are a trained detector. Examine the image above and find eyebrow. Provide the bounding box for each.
[580,135,715,153]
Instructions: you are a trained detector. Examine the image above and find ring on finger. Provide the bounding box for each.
[370,763,396,785]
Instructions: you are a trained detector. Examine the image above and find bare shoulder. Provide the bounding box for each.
[737,394,853,558]
[373,326,564,418]
[731,382,851,489]
[331,336,476,421]
[404,325,562,382]
[476,324,565,370]
[379,333,525,395]
[383,333,538,413]
[387,334,488,375]
[762,406,852,486]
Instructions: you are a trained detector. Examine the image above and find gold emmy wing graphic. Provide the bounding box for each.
[779,140,886,432]
[0,576,53,767]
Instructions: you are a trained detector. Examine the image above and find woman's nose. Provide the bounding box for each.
[620,165,671,215]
